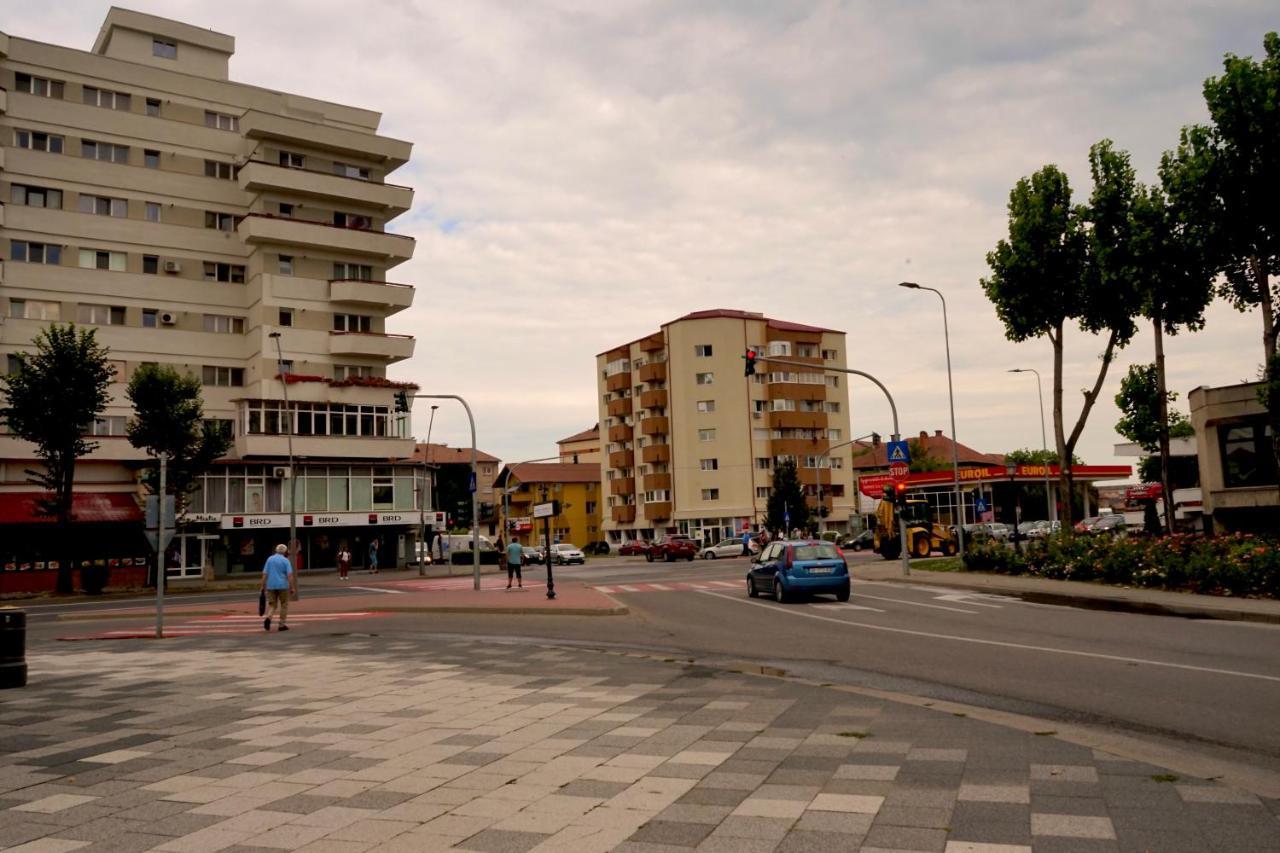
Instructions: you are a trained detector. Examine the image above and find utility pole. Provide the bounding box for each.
[419,405,438,575]
[155,453,166,639]
[412,395,481,590]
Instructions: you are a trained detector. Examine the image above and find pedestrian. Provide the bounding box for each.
[505,538,523,590]
[368,538,379,574]
[741,528,752,557]
[337,545,351,581]
[261,544,296,632]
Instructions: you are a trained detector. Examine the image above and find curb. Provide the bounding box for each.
[56,602,630,622]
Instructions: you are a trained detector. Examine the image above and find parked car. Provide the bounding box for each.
[700,538,760,559]
[1025,520,1061,539]
[747,540,850,603]
[968,522,1011,541]
[1075,516,1102,533]
[583,541,610,556]
[646,535,698,562]
[840,530,875,551]
[548,543,585,565]
[618,539,650,556]
[1089,514,1127,536]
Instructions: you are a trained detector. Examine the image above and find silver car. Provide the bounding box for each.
[700,538,760,559]
[550,543,585,565]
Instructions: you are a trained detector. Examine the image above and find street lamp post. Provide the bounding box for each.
[268,332,298,571]
[1006,463,1023,554]
[1008,368,1055,523]
[499,455,561,542]
[418,405,438,575]
[411,394,481,590]
[899,283,965,556]
[816,433,880,532]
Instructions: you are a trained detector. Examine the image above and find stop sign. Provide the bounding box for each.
[890,462,909,481]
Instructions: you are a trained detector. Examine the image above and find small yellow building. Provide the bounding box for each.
[496,463,604,549]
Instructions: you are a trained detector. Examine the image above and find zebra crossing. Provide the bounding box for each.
[592,580,742,594]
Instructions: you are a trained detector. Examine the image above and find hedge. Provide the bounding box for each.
[962,532,1280,598]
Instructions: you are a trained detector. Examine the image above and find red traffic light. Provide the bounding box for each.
[743,349,758,377]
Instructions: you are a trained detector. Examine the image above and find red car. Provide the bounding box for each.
[618,539,650,556]
[646,535,698,562]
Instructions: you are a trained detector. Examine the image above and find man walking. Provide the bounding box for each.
[368,538,380,574]
[505,538,523,590]
[261,544,296,632]
[741,528,752,557]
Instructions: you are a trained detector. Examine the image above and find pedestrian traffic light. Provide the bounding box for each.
[743,348,758,377]
[393,390,409,412]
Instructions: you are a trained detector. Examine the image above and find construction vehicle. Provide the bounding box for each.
[873,483,959,560]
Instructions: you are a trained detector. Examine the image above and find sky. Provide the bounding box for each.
[21,1,1277,476]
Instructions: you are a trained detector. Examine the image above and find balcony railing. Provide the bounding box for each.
[328,331,415,361]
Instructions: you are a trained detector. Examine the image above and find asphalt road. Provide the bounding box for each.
[20,552,1280,789]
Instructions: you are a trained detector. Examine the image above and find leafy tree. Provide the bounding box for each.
[0,325,113,593]
[907,438,950,473]
[1115,364,1194,453]
[1138,455,1199,491]
[766,459,809,534]
[1004,448,1082,467]
[126,365,231,513]
[981,144,1140,530]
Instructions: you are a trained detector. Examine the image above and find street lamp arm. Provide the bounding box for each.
[413,394,481,590]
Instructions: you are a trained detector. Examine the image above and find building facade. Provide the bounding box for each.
[557,424,600,464]
[1189,381,1278,533]
[0,10,423,580]
[596,309,855,546]
[496,462,603,550]
[410,443,502,535]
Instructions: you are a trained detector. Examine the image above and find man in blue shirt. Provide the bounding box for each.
[505,539,523,590]
[261,544,295,632]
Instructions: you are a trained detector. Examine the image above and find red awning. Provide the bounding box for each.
[0,492,143,525]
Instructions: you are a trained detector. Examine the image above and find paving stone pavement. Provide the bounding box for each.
[1,635,1278,852]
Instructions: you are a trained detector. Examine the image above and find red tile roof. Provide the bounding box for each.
[597,309,843,356]
[505,462,601,484]
[850,430,1005,470]
[557,424,600,445]
[409,443,501,465]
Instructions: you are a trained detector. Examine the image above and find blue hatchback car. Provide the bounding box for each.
[747,540,850,603]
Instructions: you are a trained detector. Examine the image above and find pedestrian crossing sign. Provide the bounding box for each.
[886,440,910,464]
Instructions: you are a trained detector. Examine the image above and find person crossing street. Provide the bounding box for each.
[261,544,296,632]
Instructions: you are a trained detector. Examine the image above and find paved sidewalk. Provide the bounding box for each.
[855,561,1280,625]
[3,636,1278,851]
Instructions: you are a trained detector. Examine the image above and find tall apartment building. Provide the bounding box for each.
[0,10,423,579]
[596,309,855,545]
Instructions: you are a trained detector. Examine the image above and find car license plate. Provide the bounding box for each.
[807,566,833,575]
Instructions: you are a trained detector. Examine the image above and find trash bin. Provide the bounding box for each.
[0,609,27,689]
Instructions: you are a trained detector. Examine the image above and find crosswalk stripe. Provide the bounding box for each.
[619,585,640,592]
[648,583,672,591]
[710,581,738,588]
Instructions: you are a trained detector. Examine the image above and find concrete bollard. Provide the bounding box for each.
[0,609,27,689]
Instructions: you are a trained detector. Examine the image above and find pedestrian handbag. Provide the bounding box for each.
[258,589,266,617]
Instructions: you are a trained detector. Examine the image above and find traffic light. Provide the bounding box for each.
[871,432,881,447]
[893,481,908,505]
[393,390,409,412]
[743,348,757,377]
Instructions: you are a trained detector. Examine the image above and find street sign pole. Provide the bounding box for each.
[156,453,166,639]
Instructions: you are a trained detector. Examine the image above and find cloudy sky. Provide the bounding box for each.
[26,1,1277,473]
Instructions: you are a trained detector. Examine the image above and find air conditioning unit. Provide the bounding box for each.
[272,466,290,479]
[752,411,762,419]
[159,311,178,325]
[162,261,181,273]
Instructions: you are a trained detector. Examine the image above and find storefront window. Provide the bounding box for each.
[307,475,327,511]
[350,473,372,510]
[206,477,226,514]
[329,470,349,511]
[1221,419,1279,488]
[395,475,416,510]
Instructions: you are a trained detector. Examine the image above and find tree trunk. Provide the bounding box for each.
[1153,314,1174,534]
[1050,325,1073,531]
[1063,327,1123,532]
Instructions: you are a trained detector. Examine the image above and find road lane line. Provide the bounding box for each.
[813,603,887,613]
[850,592,980,614]
[700,591,1280,684]
[648,583,673,591]
[348,586,406,595]
[619,585,641,592]
[932,593,1003,608]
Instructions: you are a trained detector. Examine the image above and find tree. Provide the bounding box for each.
[907,439,949,473]
[126,365,231,513]
[981,145,1140,530]
[766,459,809,534]
[1004,448,1083,467]
[1115,363,1195,453]
[0,325,113,593]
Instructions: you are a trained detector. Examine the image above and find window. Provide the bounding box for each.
[755,457,772,470]
[334,364,373,380]
[203,314,245,334]
[15,73,64,98]
[91,416,127,436]
[79,250,127,272]
[11,241,62,265]
[145,202,162,222]
[77,304,125,325]
[826,375,840,388]
[333,212,373,230]
[144,149,160,168]
[202,366,244,387]
[695,372,714,385]
[767,341,791,357]
[204,160,233,180]
[828,429,842,441]
[152,39,177,59]
[279,203,294,217]
[752,428,769,441]
[333,314,373,333]
[701,489,720,501]
[333,162,370,180]
[797,344,818,358]
[205,111,238,131]
[694,344,713,357]
[204,419,234,439]
[278,255,294,275]
[821,348,838,360]
[1220,419,1279,488]
[204,211,234,231]
[698,428,716,442]
[333,262,373,280]
[142,309,158,328]
[700,458,719,471]
[78,195,128,217]
[756,487,771,499]
[81,140,130,164]
[10,185,62,209]
[146,97,161,117]
[15,130,64,153]
[278,309,294,327]
[203,262,245,283]
[143,255,159,274]
[9,299,60,320]
[279,151,305,169]
[82,86,131,111]
[770,399,796,412]
[824,401,840,413]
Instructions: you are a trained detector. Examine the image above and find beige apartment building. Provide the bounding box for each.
[596,309,855,546]
[0,9,424,579]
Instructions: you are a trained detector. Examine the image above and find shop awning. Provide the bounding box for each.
[0,492,143,524]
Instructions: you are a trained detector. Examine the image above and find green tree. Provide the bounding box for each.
[981,145,1140,530]
[766,459,809,534]
[907,439,949,473]
[1004,448,1082,466]
[1115,364,1194,454]
[126,365,231,513]
[0,325,113,593]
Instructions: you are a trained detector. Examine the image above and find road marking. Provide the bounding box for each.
[595,586,616,593]
[812,603,887,613]
[851,592,980,614]
[700,592,1280,684]
[710,581,738,588]
[619,585,641,592]
[932,593,1003,608]
[348,586,407,595]
[648,583,673,591]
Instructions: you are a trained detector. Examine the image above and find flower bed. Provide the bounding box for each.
[962,533,1280,598]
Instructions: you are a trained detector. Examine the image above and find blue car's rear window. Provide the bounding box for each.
[794,544,840,561]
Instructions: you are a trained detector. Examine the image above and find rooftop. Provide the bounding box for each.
[851,430,1006,470]
[502,462,602,485]
[558,425,600,445]
[409,443,501,465]
[599,308,842,356]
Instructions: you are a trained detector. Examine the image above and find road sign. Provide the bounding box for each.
[144,529,176,552]
[144,495,176,530]
[889,462,909,481]
[974,497,988,514]
[533,501,559,519]
[886,440,910,465]
[469,471,477,493]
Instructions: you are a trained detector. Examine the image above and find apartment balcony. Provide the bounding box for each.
[235,433,415,460]
[608,449,634,469]
[237,214,414,265]
[641,444,670,464]
[643,473,672,491]
[611,505,636,524]
[240,109,412,168]
[798,468,841,487]
[638,362,667,383]
[607,397,632,418]
[639,416,669,436]
[805,495,835,516]
[772,438,820,457]
[639,332,665,352]
[639,389,668,409]
[644,501,672,520]
[239,161,413,214]
[607,424,632,443]
[767,381,823,401]
[769,410,829,430]
[610,478,636,497]
[605,372,631,393]
[328,331,415,362]
[330,279,415,314]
